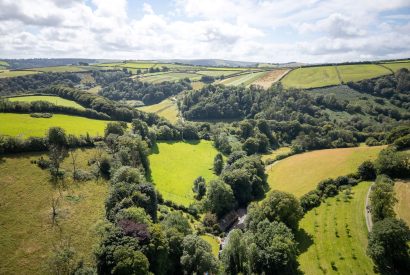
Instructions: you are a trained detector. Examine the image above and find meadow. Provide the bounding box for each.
[140,72,201,83]
[261,146,291,162]
[281,66,340,89]
[251,69,289,89]
[0,70,40,78]
[196,70,240,77]
[0,149,108,274]
[266,146,384,197]
[33,66,87,73]
[8,95,85,110]
[218,71,266,86]
[394,180,410,226]
[138,98,179,123]
[337,64,391,82]
[0,113,109,138]
[149,140,218,206]
[297,181,375,274]
[381,61,410,72]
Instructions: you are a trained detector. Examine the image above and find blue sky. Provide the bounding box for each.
[1,0,410,63]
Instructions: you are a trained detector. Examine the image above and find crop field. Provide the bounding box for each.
[251,69,289,89]
[381,61,410,72]
[266,146,384,197]
[8,95,85,110]
[196,70,240,77]
[297,181,375,274]
[0,149,108,274]
[281,66,340,89]
[140,72,201,83]
[0,113,109,138]
[138,98,179,123]
[200,235,220,257]
[0,70,40,78]
[149,140,218,206]
[394,180,410,226]
[336,64,391,82]
[219,71,266,86]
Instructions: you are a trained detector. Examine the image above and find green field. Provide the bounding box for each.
[200,234,220,257]
[138,98,179,123]
[381,61,410,72]
[0,113,109,138]
[337,64,391,82]
[196,70,240,77]
[8,95,85,110]
[261,147,291,162]
[140,72,201,83]
[394,180,410,226]
[149,140,218,206]
[33,66,87,73]
[219,71,266,86]
[266,146,383,197]
[0,149,108,274]
[297,181,375,274]
[0,70,40,78]
[281,66,340,89]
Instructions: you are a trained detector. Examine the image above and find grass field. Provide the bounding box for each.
[138,98,179,123]
[266,146,384,197]
[261,147,292,162]
[140,72,201,83]
[219,71,266,86]
[8,95,85,110]
[336,64,391,82]
[0,113,109,138]
[0,70,40,78]
[196,70,239,77]
[33,66,87,73]
[281,66,340,89]
[149,140,218,206]
[381,61,410,72]
[0,149,108,274]
[394,180,410,226]
[200,234,220,257]
[251,69,289,89]
[297,181,375,274]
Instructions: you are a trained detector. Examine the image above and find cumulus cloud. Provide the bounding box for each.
[0,0,409,62]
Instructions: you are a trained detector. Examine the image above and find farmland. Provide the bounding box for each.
[8,95,85,110]
[281,66,340,89]
[32,66,87,73]
[138,98,180,123]
[266,146,384,197]
[251,69,289,89]
[0,113,109,138]
[394,180,410,226]
[138,72,201,83]
[0,149,108,274]
[381,61,410,72]
[0,70,40,78]
[297,181,375,274]
[337,64,391,82]
[149,140,218,206]
[218,71,266,86]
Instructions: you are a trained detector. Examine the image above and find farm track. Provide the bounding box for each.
[365,183,374,232]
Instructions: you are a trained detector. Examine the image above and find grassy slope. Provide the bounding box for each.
[0,113,109,138]
[281,66,340,89]
[8,95,85,110]
[196,70,239,77]
[261,147,291,162]
[33,66,87,72]
[266,146,383,197]
[337,64,391,82]
[0,149,108,274]
[140,72,201,83]
[394,180,410,226]
[138,99,179,123]
[381,61,410,72]
[200,235,220,258]
[149,140,218,206]
[0,70,40,78]
[298,181,375,274]
[219,71,266,86]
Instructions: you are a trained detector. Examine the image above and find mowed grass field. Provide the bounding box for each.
[394,180,410,226]
[8,95,85,110]
[337,64,391,82]
[297,181,375,275]
[281,66,340,89]
[138,98,179,123]
[0,113,109,138]
[0,149,108,274]
[149,140,218,206]
[266,146,384,197]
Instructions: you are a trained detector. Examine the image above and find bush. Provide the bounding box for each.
[30,112,53,118]
[73,169,94,181]
[358,161,376,181]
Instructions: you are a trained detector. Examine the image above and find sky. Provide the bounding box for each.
[1,0,410,63]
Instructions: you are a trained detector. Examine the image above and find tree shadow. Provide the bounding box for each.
[295,228,314,254]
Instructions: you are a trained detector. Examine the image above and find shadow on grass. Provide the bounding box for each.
[295,227,314,254]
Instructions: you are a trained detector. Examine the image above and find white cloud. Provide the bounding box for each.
[0,0,409,62]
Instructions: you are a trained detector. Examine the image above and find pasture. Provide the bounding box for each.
[0,149,108,274]
[0,113,109,138]
[218,71,266,86]
[297,181,375,274]
[0,70,40,78]
[281,66,340,89]
[138,98,179,123]
[140,72,201,83]
[196,70,239,77]
[266,146,383,197]
[251,69,289,89]
[8,95,85,110]
[33,66,87,73]
[149,140,218,206]
[381,61,410,72]
[394,180,410,226]
[337,64,391,82]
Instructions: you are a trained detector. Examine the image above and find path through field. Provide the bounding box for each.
[365,183,374,232]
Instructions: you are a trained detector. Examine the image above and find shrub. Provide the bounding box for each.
[30,112,53,118]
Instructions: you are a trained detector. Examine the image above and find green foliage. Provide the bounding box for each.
[47,126,68,147]
[203,180,236,218]
[370,175,397,223]
[161,211,192,236]
[358,160,377,180]
[192,176,206,200]
[220,229,247,274]
[376,147,410,178]
[213,153,224,175]
[104,122,126,137]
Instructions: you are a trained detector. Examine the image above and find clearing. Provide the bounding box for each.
[251,69,289,89]
[149,140,218,206]
[138,98,179,123]
[281,66,340,89]
[297,181,375,274]
[337,64,391,83]
[0,149,108,274]
[394,180,410,226]
[266,146,384,197]
[200,235,220,258]
[7,95,85,110]
[0,113,109,138]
